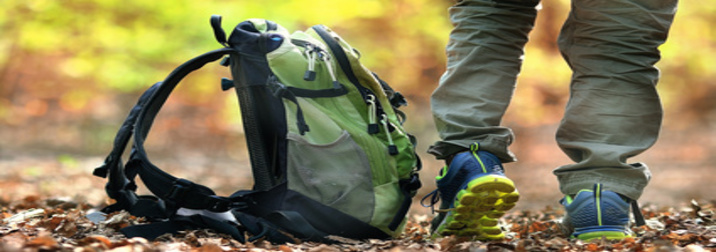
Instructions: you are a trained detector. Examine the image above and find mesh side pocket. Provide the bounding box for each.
[286,131,374,223]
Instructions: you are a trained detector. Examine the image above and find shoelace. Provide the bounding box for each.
[420,189,441,213]
[420,189,456,214]
[631,200,646,226]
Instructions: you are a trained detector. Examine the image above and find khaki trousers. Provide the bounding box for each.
[429,0,677,200]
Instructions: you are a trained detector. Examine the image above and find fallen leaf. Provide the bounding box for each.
[583,243,599,251]
[79,235,113,248]
[196,243,225,252]
[3,208,45,224]
[278,244,293,252]
[26,235,59,250]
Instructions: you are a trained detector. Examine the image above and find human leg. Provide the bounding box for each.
[555,0,677,201]
[427,0,539,239]
[429,0,540,162]
[555,0,678,240]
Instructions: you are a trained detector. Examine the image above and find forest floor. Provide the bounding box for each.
[1,124,714,251]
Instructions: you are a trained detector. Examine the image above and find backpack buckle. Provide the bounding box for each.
[400,173,422,194]
[207,195,248,212]
[389,92,408,108]
[266,76,287,98]
[167,179,194,203]
[207,195,231,212]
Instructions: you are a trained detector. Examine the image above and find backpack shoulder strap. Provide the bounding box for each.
[95,48,240,217]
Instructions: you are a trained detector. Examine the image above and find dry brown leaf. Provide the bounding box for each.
[1,196,714,251]
[79,235,113,248]
[195,243,225,252]
[26,235,60,250]
[278,244,294,252]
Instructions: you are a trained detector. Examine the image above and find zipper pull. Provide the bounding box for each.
[381,114,398,155]
[318,51,342,89]
[304,44,317,81]
[367,94,379,134]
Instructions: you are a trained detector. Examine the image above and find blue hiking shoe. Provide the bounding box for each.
[561,184,633,241]
[423,143,519,240]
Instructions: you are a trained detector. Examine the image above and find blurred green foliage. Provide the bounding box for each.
[0,0,714,156]
[0,0,450,93]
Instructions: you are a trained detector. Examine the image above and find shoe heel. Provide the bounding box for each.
[467,175,516,194]
[462,175,520,215]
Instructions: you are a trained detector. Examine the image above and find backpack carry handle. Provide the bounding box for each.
[211,15,228,47]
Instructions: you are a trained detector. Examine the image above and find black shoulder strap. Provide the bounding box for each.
[311,25,358,87]
[95,48,241,217]
[134,48,242,212]
[312,25,407,111]
[93,82,162,216]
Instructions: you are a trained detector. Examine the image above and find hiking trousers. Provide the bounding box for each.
[429,0,678,200]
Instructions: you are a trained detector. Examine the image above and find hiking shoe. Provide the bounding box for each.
[561,184,633,241]
[424,143,519,240]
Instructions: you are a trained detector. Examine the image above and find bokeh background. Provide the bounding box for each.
[1,0,714,214]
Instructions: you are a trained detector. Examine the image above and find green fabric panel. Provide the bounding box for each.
[371,181,405,236]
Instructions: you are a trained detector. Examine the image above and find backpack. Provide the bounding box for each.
[93,15,422,243]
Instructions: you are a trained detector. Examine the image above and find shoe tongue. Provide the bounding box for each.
[563,194,577,204]
[435,166,448,180]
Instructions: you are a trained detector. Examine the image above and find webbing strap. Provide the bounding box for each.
[121,214,245,242]
[210,15,228,47]
[282,83,348,98]
[389,173,421,231]
[631,200,646,226]
[93,83,162,214]
[94,83,160,180]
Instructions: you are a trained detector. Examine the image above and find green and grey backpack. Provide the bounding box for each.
[93,16,421,243]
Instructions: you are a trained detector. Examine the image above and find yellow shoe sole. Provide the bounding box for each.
[432,175,519,240]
